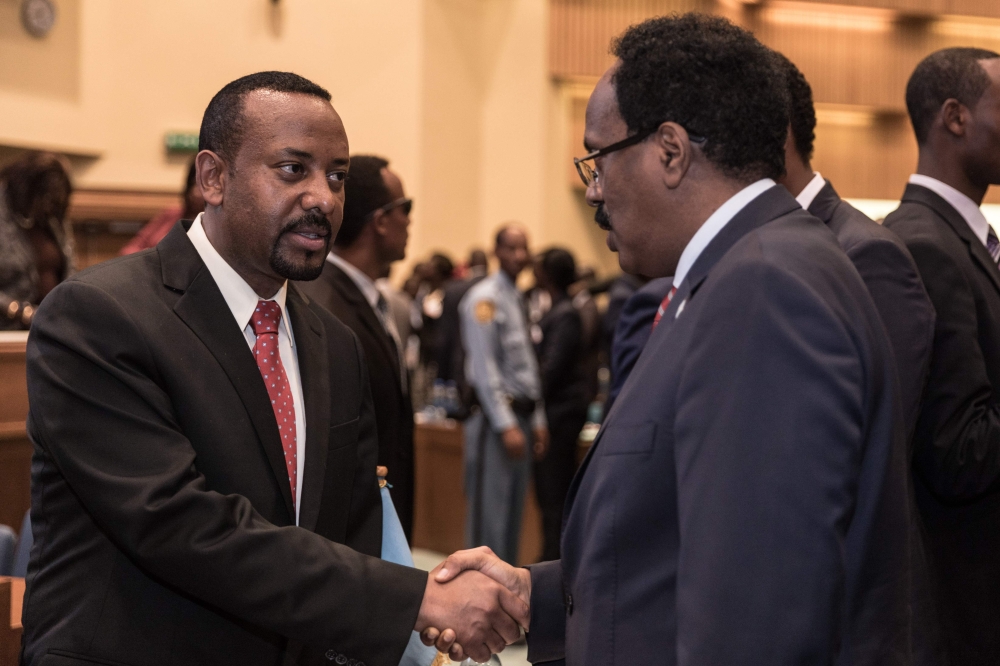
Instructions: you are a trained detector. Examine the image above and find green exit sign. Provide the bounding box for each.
[165,132,199,153]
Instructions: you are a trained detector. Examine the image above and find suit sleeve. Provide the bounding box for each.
[846,236,935,441]
[461,295,517,432]
[526,559,567,663]
[27,280,427,666]
[906,236,1000,499]
[673,261,869,664]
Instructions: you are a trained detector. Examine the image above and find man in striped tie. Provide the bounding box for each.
[884,47,1000,666]
[427,13,915,665]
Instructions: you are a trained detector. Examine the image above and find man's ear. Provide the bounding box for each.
[941,98,969,138]
[195,150,228,208]
[370,211,390,239]
[653,122,693,189]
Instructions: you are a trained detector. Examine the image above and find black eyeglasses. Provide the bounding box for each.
[366,197,413,220]
[573,127,706,188]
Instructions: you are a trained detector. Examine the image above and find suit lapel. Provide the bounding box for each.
[904,184,1000,298]
[287,287,331,532]
[564,185,802,513]
[160,223,296,522]
[329,264,404,388]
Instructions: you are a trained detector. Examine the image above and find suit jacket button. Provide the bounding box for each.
[325,650,336,660]
[565,592,574,615]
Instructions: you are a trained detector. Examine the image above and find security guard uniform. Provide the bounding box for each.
[459,270,545,564]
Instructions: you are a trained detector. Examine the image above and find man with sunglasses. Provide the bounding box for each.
[298,154,417,538]
[425,14,914,665]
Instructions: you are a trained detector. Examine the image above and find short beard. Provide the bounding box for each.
[269,212,332,281]
[594,205,611,231]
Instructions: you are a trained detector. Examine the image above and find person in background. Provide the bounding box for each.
[606,276,673,412]
[460,225,548,565]
[531,248,589,561]
[0,151,74,330]
[437,248,491,417]
[883,47,1000,666]
[297,154,417,539]
[568,267,602,410]
[120,159,206,255]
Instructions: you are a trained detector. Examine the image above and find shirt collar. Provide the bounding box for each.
[673,178,776,289]
[909,174,991,246]
[795,172,826,210]
[187,213,292,337]
[326,252,381,309]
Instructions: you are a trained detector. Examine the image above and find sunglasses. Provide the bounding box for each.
[366,197,413,220]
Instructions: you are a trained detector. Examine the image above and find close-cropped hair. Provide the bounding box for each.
[611,13,789,182]
[906,47,1000,145]
[199,71,331,164]
[335,155,391,248]
[772,51,816,165]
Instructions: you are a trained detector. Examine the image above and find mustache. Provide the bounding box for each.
[594,205,611,231]
[282,212,332,238]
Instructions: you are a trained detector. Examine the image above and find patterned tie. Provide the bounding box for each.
[251,300,297,508]
[651,286,679,330]
[988,227,1000,265]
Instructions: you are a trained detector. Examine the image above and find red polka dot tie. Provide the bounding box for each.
[251,300,297,509]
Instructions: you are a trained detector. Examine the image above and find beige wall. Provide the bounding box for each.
[0,0,619,280]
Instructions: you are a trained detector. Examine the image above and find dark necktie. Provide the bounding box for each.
[651,286,679,330]
[988,227,1000,265]
[251,300,297,508]
[376,293,407,391]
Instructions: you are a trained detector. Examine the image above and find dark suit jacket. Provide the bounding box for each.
[22,221,427,666]
[528,186,912,666]
[809,181,935,442]
[607,276,673,410]
[297,262,415,539]
[884,184,1000,665]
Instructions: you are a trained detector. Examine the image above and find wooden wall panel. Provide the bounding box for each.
[0,334,30,534]
[552,0,1000,200]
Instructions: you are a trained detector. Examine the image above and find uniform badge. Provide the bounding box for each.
[475,300,496,324]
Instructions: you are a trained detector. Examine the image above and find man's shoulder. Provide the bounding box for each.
[55,249,164,305]
[461,273,498,308]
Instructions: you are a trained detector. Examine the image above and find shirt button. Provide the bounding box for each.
[564,592,573,615]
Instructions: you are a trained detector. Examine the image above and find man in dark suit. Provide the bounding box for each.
[774,50,942,666]
[21,72,526,666]
[531,248,590,561]
[774,52,935,441]
[427,15,913,665]
[883,47,1000,666]
[297,154,416,539]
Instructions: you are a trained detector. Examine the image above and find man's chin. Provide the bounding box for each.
[270,247,328,282]
[605,230,618,253]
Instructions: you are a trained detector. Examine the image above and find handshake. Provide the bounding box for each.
[413,547,532,663]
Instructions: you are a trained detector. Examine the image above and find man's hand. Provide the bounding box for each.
[414,563,528,663]
[533,426,549,461]
[501,426,527,459]
[420,547,532,659]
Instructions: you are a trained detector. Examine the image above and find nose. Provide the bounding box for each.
[300,171,337,216]
[584,180,603,208]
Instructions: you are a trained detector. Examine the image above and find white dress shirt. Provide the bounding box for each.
[673,178,777,290]
[909,173,992,248]
[795,172,827,210]
[188,213,306,523]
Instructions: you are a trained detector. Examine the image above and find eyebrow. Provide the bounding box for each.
[280,147,313,160]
